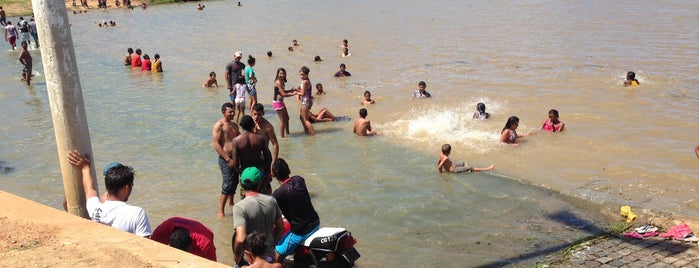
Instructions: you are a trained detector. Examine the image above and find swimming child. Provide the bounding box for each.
[438,144,494,173]
[203,71,218,88]
[413,81,431,98]
[361,90,375,105]
[472,103,490,119]
[334,63,351,77]
[288,46,294,52]
[540,109,564,132]
[315,83,325,95]
[624,71,639,87]
[500,116,534,145]
[124,47,133,66]
[341,39,350,57]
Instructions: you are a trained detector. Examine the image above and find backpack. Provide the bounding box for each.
[19,20,28,32]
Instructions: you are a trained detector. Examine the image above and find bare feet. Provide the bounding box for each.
[217,210,225,218]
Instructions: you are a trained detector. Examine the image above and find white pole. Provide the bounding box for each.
[31,0,96,218]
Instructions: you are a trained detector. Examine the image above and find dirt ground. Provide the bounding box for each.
[0,191,227,267]
[1,0,152,17]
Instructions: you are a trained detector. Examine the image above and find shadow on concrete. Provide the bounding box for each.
[473,210,695,268]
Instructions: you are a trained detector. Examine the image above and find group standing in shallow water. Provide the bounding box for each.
[124,47,162,72]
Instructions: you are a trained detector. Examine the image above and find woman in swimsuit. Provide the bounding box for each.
[273,68,295,138]
[296,66,316,136]
[500,116,532,145]
[540,109,564,132]
[245,55,258,113]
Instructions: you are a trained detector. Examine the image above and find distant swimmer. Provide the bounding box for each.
[203,71,218,88]
[624,71,639,87]
[334,63,351,77]
[438,144,494,173]
[267,51,272,57]
[500,116,534,145]
[341,39,350,57]
[413,81,431,98]
[540,109,564,132]
[314,55,322,62]
[353,108,380,136]
[292,39,299,46]
[361,90,375,105]
[197,4,204,10]
[315,83,325,95]
[288,46,294,52]
[237,1,242,6]
[472,103,490,120]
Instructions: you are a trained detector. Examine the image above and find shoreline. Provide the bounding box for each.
[0,0,188,17]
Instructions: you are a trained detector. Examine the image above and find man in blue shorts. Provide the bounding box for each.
[212,103,240,217]
[271,158,320,262]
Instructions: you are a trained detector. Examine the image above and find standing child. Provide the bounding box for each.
[231,76,247,122]
[124,48,133,66]
[244,55,257,112]
[141,54,151,71]
[203,71,218,88]
[151,54,162,72]
[438,144,494,173]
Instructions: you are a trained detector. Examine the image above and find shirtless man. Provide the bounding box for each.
[251,104,278,194]
[353,108,379,136]
[212,103,240,217]
[18,41,31,86]
[231,115,271,191]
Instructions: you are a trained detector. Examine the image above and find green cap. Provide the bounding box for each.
[240,167,263,187]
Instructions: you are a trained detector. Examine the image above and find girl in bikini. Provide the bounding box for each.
[500,116,533,145]
[540,109,565,132]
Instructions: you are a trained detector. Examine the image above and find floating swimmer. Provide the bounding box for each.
[624,71,639,87]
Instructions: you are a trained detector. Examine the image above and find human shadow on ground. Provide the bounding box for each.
[474,210,695,267]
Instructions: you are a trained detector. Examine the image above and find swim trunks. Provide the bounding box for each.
[218,156,238,195]
[453,162,473,173]
[301,98,313,109]
[234,97,245,105]
[272,100,285,111]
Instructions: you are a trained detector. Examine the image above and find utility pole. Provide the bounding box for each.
[32,0,96,218]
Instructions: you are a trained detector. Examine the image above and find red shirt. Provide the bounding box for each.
[131,54,141,67]
[151,217,217,261]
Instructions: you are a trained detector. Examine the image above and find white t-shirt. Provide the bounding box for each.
[86,196,152,237]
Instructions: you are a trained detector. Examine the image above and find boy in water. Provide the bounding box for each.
[353,108,379,136]
[413,81,431,98]
[315,83,325,95]
[438,144,494,173]
[203,71,218,88]
[624,71,639,87]
[361,90,375,105]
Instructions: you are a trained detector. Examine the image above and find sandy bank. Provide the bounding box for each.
[0,191,228,267]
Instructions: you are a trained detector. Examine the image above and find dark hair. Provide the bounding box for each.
[626,71,635,80]
[240,115,254,132]
[300,66,310,75]
[364,90,371,95]
[169,227,192,252]
[275,68,287,83]
[104,164,134,195]
[210,71,216,77]
[154,54,160,59]
[243,232,267,257]
[419,81,426,87]
[235,76,246,85]
[502,116,519,133]
[359,108,368,119]
[127,47,133,53]
[548,109,559,118]
[247,55,256,65]
[314,55,322,61]
[272,158,290,180]
[143,54,150,60]
[267,51,272,57]
[441,144,451,154]
[221,102,234,113]
[252,103,264,113]
[340,63,346,68]
[343,39,348,43]
[477,103,486,114]
[135,48,141,55]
